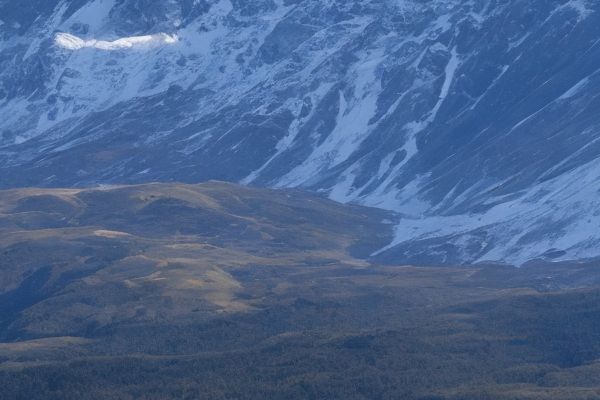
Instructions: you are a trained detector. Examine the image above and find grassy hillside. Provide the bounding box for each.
[1,183,600,399]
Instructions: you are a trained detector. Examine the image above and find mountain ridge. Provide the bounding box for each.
[1,0,600,265]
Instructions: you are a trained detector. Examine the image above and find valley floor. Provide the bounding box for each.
[3,263,600,399]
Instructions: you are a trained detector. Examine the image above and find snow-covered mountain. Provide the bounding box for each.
[1,0,600,265]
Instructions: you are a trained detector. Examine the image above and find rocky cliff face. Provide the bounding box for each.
[1,0,599,265]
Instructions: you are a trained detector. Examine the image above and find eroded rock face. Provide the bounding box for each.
[1,0,600,265]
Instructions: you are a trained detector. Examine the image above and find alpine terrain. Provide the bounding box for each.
[1,0,600,264]
[4,2,600,399]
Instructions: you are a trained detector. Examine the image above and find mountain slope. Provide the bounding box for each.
[1,0,600,264]
[0,181,393,340]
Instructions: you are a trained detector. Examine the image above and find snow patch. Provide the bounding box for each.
[559,77,590,100]
[564,0,593,18]
[374,157,600,265]
[55,32,179,51]
[550,0,593,22]
[277,47,385,188]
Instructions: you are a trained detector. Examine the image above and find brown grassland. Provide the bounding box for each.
[1,182,600,399]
